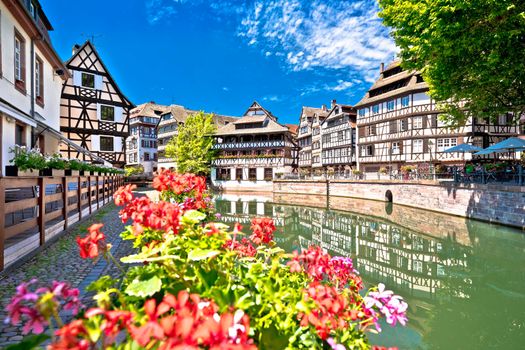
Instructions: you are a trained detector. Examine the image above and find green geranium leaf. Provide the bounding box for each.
[121,254,179,264]
[125,276,162,297]
[182,210,207,224]
[5,334,50,350]
[188,249,221,261]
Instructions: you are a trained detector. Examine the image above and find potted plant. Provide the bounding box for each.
[41,153,67,177]
[352,169,363,179]
[67,159,83,176]
[379,167,388,175]
[7,146,47,177]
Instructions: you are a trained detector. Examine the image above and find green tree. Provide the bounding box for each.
[378,0,525,125]
[165,111,217,175]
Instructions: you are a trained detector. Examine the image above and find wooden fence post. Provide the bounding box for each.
[96,175,100,210]
[38,177,46,246]
[62,177,69,229]
[0,178,5,271]
[77,177,82,220]
[88,175,92,214]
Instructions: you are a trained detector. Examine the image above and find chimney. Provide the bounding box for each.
[72,44,81,56]
[380,62,385,73]
[321,104,327,111]
[331,99,337,109]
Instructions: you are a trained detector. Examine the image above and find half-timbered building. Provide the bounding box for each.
[320,101,357,176]
[0,0,72,175]
[211,101,298,191]
[297,105,329,174]
[126,102,170,174]
[59,41,134,167]
[156,104,236,170]
[355,61,521,174]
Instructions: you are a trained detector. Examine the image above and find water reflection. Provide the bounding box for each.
[214,194,525,349]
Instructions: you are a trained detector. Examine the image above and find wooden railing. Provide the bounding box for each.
[0,175,125,271]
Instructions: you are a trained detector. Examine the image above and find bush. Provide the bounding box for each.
[125,165,144,177]
[400,165,415,173]
[5,170,407,349]
[378,167,388,174]
[46,153,68,170]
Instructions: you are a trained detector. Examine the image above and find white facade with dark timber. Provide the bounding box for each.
[320,101,357,176]
[126,102,170,174]
[297,104,329,172]
[60,41,134,167]
[0,0,70,175]
[211,101,299,191]
[355,61,521,174]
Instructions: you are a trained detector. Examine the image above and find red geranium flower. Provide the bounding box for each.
[76,223,107,259]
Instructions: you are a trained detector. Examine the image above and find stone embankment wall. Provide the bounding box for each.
[273,180,525,229]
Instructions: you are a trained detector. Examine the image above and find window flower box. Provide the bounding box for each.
[40,168,65,177]
[5,165,39,177]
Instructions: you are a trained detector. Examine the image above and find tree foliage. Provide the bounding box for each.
[378,0,525,125]
[165,111,217,175]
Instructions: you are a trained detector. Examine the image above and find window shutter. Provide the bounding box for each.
[399,141,404,154]
[423,139,429,153]
[422,116,427,129]
[431,115,438,128]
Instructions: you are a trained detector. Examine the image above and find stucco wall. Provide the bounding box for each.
[274,180,525,228]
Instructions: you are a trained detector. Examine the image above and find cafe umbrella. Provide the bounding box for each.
[444,143,483,161]
[474,137,525,157]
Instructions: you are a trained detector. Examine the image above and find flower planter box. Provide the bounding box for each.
[65,169,80,176]
[40,169,65,177]
[5,166,39,177]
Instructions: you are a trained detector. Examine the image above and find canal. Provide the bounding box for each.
[214,193,525,349]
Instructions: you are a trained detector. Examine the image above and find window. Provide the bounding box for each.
[144,153,150,161]
[358,109,365,117]
[100,136,114,151]
[367,125,376,136]
[236,168,243,180]
[413,116,423,129]
[100,105,115,121]
[35,56,44,105]
[372,105,379,114]
[413,139,423,153]
[81,72,95,88]
[436,138,457,152]
[313,127,320,135]
[14,31,26,91]
[413,261,423,273]
[387,100,395,111]
[15,124,25,146]
[128,154,133,163]
[401,96,410,107]
[248,168,257,181]
[402,119,410,131]
[217,168,230,180]
[363,145,374,156]
[264,168,273,180]
[392,142,400,155]
[337,131,344,141]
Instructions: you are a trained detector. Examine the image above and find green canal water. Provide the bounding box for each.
[214,194,525,350]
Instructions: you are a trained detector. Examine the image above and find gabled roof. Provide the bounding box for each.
[131,102,171,118]
[157,105,237,128]
[65,40,134,108]
[301,106,329,119]
[215,101,290,136]
[354,60,428,108]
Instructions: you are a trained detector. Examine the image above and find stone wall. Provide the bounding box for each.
[274,180,525,228]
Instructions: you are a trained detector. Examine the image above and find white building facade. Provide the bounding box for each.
[0,0,70,175]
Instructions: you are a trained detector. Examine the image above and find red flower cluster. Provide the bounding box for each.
[114,184,136,206]
[288,246,362,291]
[249,218,276,245]
[223,238,257,257]
[115,186,182,236]
[299,282,354,339]
[129,291,255,349]
[224,218,276,257]
[6,280,81,335]
[153,170,208,210]
[76,223,108,259]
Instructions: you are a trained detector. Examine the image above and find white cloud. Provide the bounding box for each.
[262,95,282,102]
[238,0,398,82]
[222,86,230,92]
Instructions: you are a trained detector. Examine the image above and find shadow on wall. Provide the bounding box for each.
[465,187,525,228]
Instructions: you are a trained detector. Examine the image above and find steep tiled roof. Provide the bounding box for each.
[302,106,329,119]
[355,60,428,107]
[131,102,171,117]
[214,118,289,136]
[286,124,299,135]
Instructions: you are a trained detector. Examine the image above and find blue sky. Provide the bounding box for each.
[42,0,397,124]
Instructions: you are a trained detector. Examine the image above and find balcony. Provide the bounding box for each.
[212,156,295,167]
[213,140,294,149]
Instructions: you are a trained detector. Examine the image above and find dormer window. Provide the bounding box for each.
[81,72,95,88]
[358,109,365,117]
[372,105,380,114]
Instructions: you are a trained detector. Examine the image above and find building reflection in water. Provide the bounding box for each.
[214,194,525,349]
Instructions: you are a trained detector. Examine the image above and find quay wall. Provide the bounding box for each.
[273,180,525,229]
